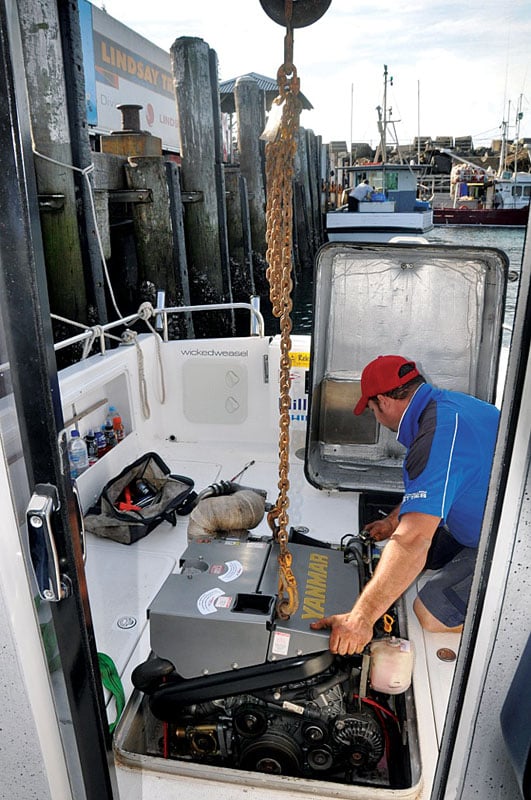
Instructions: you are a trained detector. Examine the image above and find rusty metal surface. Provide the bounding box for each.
[264,4,304,618]
[259,0,331,28]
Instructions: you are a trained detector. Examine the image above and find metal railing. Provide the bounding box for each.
[0,300,265,373]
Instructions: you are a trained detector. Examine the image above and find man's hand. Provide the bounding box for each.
[364,505,401,541]
[310,612,373,655]
[364,517,395,541]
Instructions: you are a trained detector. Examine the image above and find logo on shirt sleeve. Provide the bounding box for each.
[403,490,428,501]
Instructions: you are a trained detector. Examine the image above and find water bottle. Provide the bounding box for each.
[109,405,125,442]
[67,430,89,479]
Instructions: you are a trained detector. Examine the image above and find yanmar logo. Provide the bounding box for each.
[301,552,329,620]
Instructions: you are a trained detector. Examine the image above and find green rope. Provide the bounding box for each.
[98,652,125,734]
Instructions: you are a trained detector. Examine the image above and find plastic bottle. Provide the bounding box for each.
[67,430,89,479]
[111,409,125,442]
[84,429,98,466]
[104,418,117,451]
[370,637,415,694]
[95,429,107,459]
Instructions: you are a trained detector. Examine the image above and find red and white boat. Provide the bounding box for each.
[434,162,531,227]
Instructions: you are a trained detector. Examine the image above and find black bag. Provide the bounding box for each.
[84,452,196,545]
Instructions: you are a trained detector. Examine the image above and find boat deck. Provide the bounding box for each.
[84,437,459,799]
[64,333,460,799]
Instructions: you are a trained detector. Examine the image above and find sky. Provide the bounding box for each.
[99,0,531,150]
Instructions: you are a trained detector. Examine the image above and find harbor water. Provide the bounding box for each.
[286,227,527,347]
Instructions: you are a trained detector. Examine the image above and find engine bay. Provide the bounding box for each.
[129,506,417,790]
[134,648,412,788]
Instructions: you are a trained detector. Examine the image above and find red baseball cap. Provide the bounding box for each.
[354,355,420,415]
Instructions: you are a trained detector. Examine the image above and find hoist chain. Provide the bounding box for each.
[264,0,302,621]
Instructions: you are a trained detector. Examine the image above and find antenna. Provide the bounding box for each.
[381,65,388,161]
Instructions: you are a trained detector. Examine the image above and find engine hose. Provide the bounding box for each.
[308,670,351,700]
[191,481,268,509]
[343,539,368,586]
[192,480,235,507]
[264,699,323,721]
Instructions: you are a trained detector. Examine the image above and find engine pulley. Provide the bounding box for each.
[332,713,385,770]
[307,745,334,771]
[233,703,268,737]
[259,0,331,28]
[239,730,303,775]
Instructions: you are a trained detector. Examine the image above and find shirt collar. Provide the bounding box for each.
[397,383,434,446]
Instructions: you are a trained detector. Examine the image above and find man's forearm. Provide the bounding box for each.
[350,535,429,626]
[310,512,440,654]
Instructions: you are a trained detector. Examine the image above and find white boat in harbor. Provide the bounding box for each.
[326,163,434,242]
[326,67,433,243]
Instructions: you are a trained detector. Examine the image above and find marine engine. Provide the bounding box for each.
[151,657,398,783]
[132,529,413,788]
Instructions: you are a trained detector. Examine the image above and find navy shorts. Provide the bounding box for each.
[418,538,478,628]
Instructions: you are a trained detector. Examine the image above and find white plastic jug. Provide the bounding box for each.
[370,637,415,694]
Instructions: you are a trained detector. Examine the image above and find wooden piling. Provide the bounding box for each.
[57,0,108,325]
[293,127,325,270]
[293,128,314,271]
[92,152,127,263]
[18,0,88,328]
[234,75,267,256]
[306,130,325,250]
[166,162,195,338]
[209,48,233,320]
[124,157,180,300]
[225,166,255,297]
[170,37,224,304]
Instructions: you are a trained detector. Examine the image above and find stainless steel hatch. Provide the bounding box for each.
[305,242,508,493]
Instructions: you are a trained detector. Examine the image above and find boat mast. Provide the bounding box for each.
[498,103,510,176]
[376,65,393,162]
[417,79,421,165]
[350,82,354,167]
[514,94,523,177]
[379,64,388,161]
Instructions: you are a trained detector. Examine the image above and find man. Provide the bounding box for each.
[348,179,373,211]
[311,354,499,655]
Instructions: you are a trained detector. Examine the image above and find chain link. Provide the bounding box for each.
[264,7,302,620]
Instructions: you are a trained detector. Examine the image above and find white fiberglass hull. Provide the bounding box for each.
[326,210,434,242]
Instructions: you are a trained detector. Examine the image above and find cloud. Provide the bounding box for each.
[100,0,531,147]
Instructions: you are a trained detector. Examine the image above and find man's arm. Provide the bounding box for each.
[311,511,440,654]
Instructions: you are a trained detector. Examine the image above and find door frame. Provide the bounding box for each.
[0,1,115,797]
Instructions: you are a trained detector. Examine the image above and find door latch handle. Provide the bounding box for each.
[27,483,70,602]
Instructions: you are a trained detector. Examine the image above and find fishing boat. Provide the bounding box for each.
[433,159,531,227]
[326,66,433,243]
[1,1,530,800]
[326,163,434,242]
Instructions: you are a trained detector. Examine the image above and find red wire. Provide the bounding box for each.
[162,721,169,758]
[352,694,400,724]
[371,706,391,761]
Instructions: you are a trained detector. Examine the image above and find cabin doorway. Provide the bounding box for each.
[0,1,116,797]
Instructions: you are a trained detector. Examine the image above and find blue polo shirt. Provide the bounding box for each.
[397,383,499,547]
